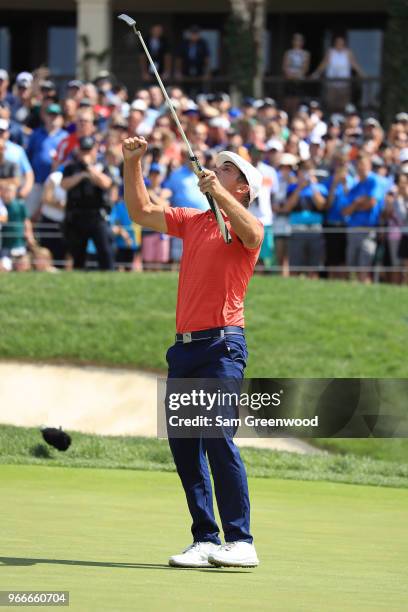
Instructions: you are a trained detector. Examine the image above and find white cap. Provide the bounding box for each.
[209,116,231,130]
[130,99,147,112]
[0,118,10,131]
[0,69,9,80]
[280,153,298,167]
[16,71,33,86]
[265,138,283,152]
[399,148,408,164]
[215,150,263,204]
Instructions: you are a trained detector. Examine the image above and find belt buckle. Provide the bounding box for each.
[182,332,192,344]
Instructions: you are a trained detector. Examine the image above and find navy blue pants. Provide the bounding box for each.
[166,334,253,544]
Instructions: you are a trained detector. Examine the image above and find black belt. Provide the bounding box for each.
[175,326,244,344]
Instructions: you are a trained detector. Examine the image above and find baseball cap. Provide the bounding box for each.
[94,70,111,83]
[130,99,147,112]
[213,92,230,103]
[0,69,9,81]
[242,97,256,108]
[46,103,62,115]
[0,118,10,131]
[364,117,380,128]
[371,155,385,168]
[112,118,128,129]
[344,103,358,115]
[262,97,277,108]
[209,116,230,130]
[183,100,199,115]
[79,135,96,150]
[265,138,284,152]
[79,97,92,107]
[215,150,263,204]
[149,162,164,174]
[280,153,298,167]
[310,135,323,146]
[40,80,57,91]
[298,104,309,114]
[68,79,83,89]
[395,112,408,123]
[399,148,408,164]
[16,71,33,87]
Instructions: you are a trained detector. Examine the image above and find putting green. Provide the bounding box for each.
[1,466,407,611]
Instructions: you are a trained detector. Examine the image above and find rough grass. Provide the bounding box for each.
[0,425,407,489]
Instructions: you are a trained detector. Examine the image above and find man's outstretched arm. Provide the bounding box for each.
[122,136,168,233]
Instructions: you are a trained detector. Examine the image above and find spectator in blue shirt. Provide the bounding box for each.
[341,154,384,282]
[110,184,141,271]
[164,149,208,262]
[26,103,67,220]
[0,118,34,200]
[282,159,328,278]
[324,146,356,278]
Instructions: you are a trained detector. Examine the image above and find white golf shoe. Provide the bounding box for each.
[208,541,259,567]
[169,542,220,568]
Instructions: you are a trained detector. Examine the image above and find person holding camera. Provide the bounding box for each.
[281,159,328,278]
[61,136,114,270]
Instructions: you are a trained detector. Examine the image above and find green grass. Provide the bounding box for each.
[0,272,407,376]
[1,465,407,612]
[311,438,408,463]
[1,425,407,489]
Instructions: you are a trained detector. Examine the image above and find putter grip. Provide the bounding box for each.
[190,156,232,244]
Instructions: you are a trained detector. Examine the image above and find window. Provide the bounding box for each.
[348,30,383,109]
[0,27,10,72]
[48,27,76,76]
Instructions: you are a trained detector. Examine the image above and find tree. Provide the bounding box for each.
[78,34,111,82]
[225,0,266,99]
[382,0,408,126]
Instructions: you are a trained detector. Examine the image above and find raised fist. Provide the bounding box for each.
[122,136,148,161]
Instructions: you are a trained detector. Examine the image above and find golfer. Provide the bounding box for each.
[123,136,263,568]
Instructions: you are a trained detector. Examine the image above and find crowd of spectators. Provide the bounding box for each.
[0,45,407,283]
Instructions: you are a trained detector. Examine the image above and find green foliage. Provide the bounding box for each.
[382,0,408,126]
[78,34,111,81]
[224,13,255,97]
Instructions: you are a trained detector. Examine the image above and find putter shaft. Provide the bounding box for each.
[117,14,231,244]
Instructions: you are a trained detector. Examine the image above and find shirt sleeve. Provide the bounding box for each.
[18,147,33,177]
[164,206,199,238]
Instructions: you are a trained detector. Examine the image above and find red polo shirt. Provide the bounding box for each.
[164,207,263,333]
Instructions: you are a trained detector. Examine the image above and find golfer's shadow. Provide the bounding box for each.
[0,556,249,573]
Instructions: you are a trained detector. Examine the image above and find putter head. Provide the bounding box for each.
[117,13,136,27]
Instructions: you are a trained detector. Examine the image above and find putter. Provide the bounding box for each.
[118,13,232,244]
